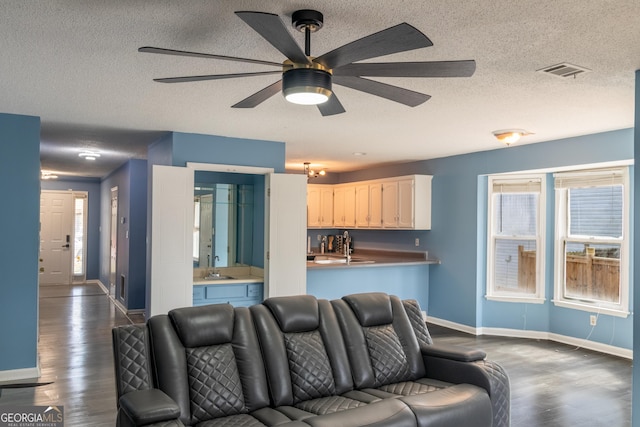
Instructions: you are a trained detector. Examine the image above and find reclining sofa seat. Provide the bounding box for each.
[116,303,308,427]
[331,293,493,427]
[250,295,417,427]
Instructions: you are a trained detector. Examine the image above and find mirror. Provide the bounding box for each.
[193,183,254,268]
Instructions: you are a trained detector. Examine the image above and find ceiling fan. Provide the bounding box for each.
[139,10,476,116]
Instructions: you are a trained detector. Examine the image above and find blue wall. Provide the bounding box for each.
[337,129,634,350]
[308,264,430,310]
[0,113,40,372]
[40,178,101,280]
[101,159,148,309]
[171,132,286,172]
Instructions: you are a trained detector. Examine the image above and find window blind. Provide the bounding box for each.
[554,168,625,189]
[492,178,542,193]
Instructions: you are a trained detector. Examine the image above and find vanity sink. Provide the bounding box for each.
[204,274,235,280]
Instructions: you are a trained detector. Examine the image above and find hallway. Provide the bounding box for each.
[0,283,141,426]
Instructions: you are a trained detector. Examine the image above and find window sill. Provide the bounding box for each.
[552,299,630,318]
[485,295,545,304]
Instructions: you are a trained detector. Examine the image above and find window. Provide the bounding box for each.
[554,168,629,317]
[487,175,546,302]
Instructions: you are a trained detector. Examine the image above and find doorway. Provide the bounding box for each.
[110,187,118,298]
[40,190,88,285]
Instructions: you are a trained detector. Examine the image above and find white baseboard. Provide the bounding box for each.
[426,316,632,360]
[0,366,41,382]
[91,279,145,319]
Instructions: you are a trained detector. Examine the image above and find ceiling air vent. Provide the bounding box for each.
[537,62,591,78]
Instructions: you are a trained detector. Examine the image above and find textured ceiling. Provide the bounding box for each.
[2,1,639,178]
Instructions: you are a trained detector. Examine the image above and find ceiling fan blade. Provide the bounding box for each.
[235,11,310,65]
[138,46,282,67]
[334,60,476,78]
[314,23,432,70]
[333,76,430,107]
[153,71,282,83]
[317,93,346,116]
[232,80,283,108]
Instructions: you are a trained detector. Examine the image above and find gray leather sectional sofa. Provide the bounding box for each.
[112,293,510,427]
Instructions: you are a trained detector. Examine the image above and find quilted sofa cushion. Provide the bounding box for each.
[170,303,234,348]
[263,295,319,333]
[342,292,393,327]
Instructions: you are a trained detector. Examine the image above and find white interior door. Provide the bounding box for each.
[150,165,194,316]
[265,173,307,297]
[40,191,73,285]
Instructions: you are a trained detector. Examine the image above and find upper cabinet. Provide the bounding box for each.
[333,185,356,228]
[307,175,432,230]
[307,184,333,228]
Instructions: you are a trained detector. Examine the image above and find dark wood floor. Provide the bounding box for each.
[0,284,632,426]
[428,324,632,426]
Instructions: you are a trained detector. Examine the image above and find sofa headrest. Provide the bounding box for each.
[343,293,393,327]
[169,304,234,348]
[263,295,319,333]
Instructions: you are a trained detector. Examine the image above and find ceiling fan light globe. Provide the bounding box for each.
[283,68,332,105]
[285,91,329,105]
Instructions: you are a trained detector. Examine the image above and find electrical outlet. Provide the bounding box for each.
[590,314,597,326]
[317,234,321,241]
[415,238,420,246]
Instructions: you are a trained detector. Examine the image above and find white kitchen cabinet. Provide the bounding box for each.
[308,175,431,230]
[355,184,370,227]
[307,184,333,228]
[333,185,356,227]
[369,183,383,228]
[383,176,431,229]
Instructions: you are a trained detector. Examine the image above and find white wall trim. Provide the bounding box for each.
[186,162,274,175]
[90,279,145,319]
[427,316,632,360]
[0,366,41,382]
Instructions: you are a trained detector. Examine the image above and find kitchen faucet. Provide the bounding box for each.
[343,231,351,264]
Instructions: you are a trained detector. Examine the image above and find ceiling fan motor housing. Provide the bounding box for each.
[292,10,324,32]
[282,68,332,104]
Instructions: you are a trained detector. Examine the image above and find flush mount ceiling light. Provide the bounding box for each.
[303,162,326,178]
[283,66,332,105]
[492,129,533,146]
[41,171,58,180]
[78,151,101,160]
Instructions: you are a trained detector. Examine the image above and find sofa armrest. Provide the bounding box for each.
[422,350,510,427]
[119,389,181,426]
[422,343,486,362]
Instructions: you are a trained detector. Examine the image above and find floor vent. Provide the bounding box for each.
[537,62,591,78]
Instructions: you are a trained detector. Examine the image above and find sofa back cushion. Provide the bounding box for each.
[149,304,270,425]
[333,293,426,389]
[252,295,354,407]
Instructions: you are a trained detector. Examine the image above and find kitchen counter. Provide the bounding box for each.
[306,248,439,269]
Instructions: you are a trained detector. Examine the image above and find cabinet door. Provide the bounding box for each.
[320,186,334,227]
[397,179,415,228]
[369,183,383,228]
[343,186,356,227]
[307,185,321,227]
[382,181,399,228]
[333,186,345,227]
[355,184,370,227]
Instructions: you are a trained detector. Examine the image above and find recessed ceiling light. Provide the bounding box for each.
[79,151,101,160]
[41,171,58,180]
[352,152,367,156]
